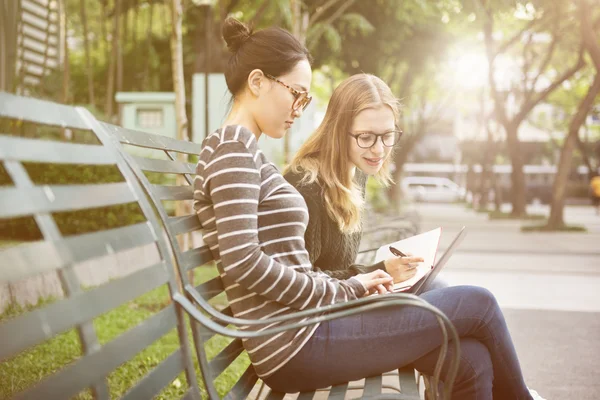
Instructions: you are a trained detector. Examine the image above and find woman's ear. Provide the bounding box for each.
[247,69,265,97]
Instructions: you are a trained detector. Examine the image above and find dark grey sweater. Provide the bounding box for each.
[284,169,386,280]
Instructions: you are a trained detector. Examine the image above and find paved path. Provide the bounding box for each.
[414,203,600,400]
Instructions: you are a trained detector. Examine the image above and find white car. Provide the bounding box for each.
[401,177,466,203]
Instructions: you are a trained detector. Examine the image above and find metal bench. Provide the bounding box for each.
[0,92,459,399]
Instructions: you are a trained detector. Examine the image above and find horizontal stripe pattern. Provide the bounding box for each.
[192,125,366,378]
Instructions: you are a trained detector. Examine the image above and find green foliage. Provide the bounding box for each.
[365,177,390,213]
[521,223,587,232]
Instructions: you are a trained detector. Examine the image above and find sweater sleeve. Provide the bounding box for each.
[200,140,366,310]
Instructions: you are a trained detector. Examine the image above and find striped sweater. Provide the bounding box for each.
[192,125,367,378]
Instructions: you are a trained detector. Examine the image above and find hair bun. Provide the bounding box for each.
[222,17,253,53]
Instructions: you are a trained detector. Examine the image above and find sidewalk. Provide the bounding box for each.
[414,202,600,399]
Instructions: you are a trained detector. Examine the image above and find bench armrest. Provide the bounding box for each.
[173,291,459,399]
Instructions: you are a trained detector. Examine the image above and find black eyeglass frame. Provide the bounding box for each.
[348,130,403,149]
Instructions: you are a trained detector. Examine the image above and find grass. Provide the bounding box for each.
[521,223,587,233]
[0,265,251,399]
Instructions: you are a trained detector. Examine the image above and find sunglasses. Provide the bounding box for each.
[264,73,313,111]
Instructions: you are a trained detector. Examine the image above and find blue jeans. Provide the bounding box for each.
[264,285,532,400]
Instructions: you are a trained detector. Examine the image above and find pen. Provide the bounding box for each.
[389,246,407,257]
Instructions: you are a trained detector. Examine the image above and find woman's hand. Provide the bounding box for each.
[354,270,394,296]
[384,255,423,283]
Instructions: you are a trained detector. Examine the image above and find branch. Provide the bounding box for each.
[579,0,600,71]
[482,8,510,128]
[524,31,558,105]
[515,45,586,123]
[309,0,342,26]
[307,0,356,47]
[248,0,270,27]
[495,18,541,56]
[521,32,534,97]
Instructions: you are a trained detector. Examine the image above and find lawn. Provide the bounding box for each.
[0,265,251,399]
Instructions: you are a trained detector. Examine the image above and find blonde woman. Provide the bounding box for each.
[285,74,443,292]
[194,17,543,399]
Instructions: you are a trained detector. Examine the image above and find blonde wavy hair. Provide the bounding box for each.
[286,74,399,234]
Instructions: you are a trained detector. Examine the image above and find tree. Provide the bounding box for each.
[105,0,121,120]
[547,1,600,228]
[79,0,95,106]
[166,0,191,251]
[479,0,585,216]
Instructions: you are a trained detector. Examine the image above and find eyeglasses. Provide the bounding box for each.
[348,130,403,149]
[265,73,313,111]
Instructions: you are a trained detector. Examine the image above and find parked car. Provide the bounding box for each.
[401,176,466,203]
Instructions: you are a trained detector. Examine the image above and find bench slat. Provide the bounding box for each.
[265,390,286,400]
[328,382,348,399]
[181,246,214,271]
[131,155,196,175]
[152,184,193,201]
[208,339,245,379]
[363,375,382,397]
[0,135,117,164]
[14,304,179,400]
[168,215,202,236]
[223,366,258,400]
[0,92,90,130]
[198,306,232,343]
[122,348,184,400]
[102,122,203,155]
[397,367,419,396]
[0,260,170,360]
[0,182,137,218]
[182,387,201,400]
[194,276,225,300]
[297,392,315,399]
[64,221,157,265]
[0,222,157,283]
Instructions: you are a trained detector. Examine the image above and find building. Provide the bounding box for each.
[1,0,61,96]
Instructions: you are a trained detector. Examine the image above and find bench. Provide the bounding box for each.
[0,92,459,399]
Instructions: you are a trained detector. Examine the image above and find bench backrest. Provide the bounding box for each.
[0,92,200,399]
[106,123,258,399]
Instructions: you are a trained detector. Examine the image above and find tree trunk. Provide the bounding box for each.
[388,129,422,209]
[547,72,600,228]
[59,0,69,105]
[143,2,154,88]
[505,123,527,217]
[166,0,191,251]
[130,0,138,90]
[283,0,303,166]
[118,3,127,101]
[105,0,121,120]
[101,0,109,64]
[80,0,95,107]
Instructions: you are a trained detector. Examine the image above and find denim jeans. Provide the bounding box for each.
[264,285,532,400]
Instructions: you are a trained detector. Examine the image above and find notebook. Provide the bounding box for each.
[374,226,467,294]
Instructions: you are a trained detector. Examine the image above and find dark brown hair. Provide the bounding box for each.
[222,17,312,96]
